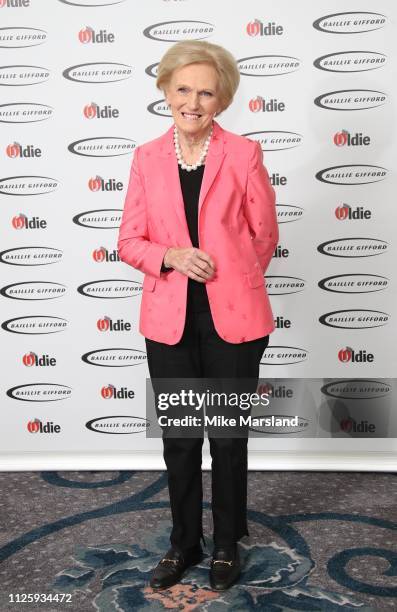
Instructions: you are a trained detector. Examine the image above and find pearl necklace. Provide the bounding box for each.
[173,124,212,171]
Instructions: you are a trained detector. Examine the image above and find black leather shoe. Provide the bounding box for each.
[210,544,241,591]
[150,546,203,590]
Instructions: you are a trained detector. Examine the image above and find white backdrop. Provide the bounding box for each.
[0,0,396,470]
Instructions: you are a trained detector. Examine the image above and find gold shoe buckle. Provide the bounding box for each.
[161,557,179,565]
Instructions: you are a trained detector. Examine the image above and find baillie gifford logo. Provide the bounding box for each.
[78,26,115,44]
[92,247,120,263]
[83,102,119,120]
[88,175,123,192]
[246,19,283,36]
[249,96,285,113]
[97,316,131,332]
[338,346,374,363]
[27,419,61,434]
[335,204,371,220]
[333,130,370,147]
[23,352,56,367]
[101,384,135,399]
[6,142,41,158]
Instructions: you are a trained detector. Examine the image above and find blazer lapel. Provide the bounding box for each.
[157,120,226,238]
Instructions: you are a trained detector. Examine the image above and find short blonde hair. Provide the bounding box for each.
[156,40,240,115]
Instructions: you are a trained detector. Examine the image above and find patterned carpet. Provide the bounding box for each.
[0,470,396,611]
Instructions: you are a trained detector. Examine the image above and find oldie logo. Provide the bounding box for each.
[238,55,301,77]
[77,279,142,298]
[27,419,61,434]
[317,237,388,258]
[266,276,306,295]
[0,102,53,123]
[0,176,58,195]
[246,20,283,37]
[1,281,66,300]
[83,102,119,119]
[81,348,147,367]
[261,346,308,366]
[314,89,387,111]
[6,383,72,401]
[318,273,389,293]
[319,309,390,329]
[242,131,302,151]
[86,415,149,434]
[63,62,132,83]
[0,246,63,266]
[249,97,285,113]
[73,209,122,228]
[321,379,391,400]
[68,137,135,157]
[313,12,387,34]
[143,20,214,42]
[276,204,304,223]
[314,51,386,73]
[2,315,68,334]
[0,65,50,85]
[315,164,387,184]
[0,27,47,48]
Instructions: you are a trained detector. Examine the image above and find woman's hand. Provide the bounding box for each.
[163,247,216,282]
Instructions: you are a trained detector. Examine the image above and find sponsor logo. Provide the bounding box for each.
[11,214,47,229]
[276,204,304,223]
[27,419,61,434]
[7,383,71,401]
[77,279,142,298]
[319,309,390,329]
[261,346,308,365]
[97,316,131,332]
[0,102,53,123]
[257,383,294,398]
[318,274,389,294]
[0,281,66,300]
[274,316,291,329]
[6,142,42,157]
[81,347,146,366]
[338,346,374,363]
[143,20,214,42]
[23,352,56,367]
[266,276,306,295]
[333,130,370,147]
[92,247,120,262]
[0,65,49,85]
[340,418,375,434]
[101,384,134,399]
[147,99,172,117]
[145,63,158,78]
[0,0,30,8]
[58,0,127,6]
[88,176,123,191]
[249,415,309,434]
[68,136,135,157]
[314,89,387,111]
[72,209,122,228]
[0,246,62,266]
[315,164,387,184]
[238,54,301,77]
[271,173,287,186]
[242,130,302,151]
[334,204,371,220]
[83,102,119,119]
[78,26,115,43]
[249,96,285,112]
[273,245,289,258]
[321,379,391,400]
[1,315,68,334]
[313,12,387,34]
[317,237,388,258]
[314,51,386,73]
[0,27,47,48]
[85,415,149,434]
[63,62,132,83]
[246,20,284,36]
[0,177,58,196]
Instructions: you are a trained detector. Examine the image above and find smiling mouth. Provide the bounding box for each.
[182,112,202,120]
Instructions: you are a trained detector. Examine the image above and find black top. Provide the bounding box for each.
[161,164,210,313]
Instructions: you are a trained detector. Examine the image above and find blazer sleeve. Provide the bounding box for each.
[117,146,169,279]
[243,141,279,273]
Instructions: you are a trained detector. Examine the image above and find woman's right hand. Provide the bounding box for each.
[163,247,216,282]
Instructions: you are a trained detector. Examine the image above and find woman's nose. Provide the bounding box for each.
[187,92,200,109]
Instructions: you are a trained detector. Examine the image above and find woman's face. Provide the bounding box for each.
[165,62,221,140]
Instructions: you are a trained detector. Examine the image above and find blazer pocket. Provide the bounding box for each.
[142,275,156,292]
[245,268,265,289]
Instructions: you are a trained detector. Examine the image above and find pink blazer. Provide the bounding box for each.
[117,120,279,345]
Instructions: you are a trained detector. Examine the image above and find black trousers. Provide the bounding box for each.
[145,291,269,552]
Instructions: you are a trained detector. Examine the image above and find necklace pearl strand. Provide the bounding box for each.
[173,124,213,171]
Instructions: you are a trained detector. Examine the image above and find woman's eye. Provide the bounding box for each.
[201,91,212,97]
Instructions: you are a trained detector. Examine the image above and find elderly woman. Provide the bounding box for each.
[117,40,278,591]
